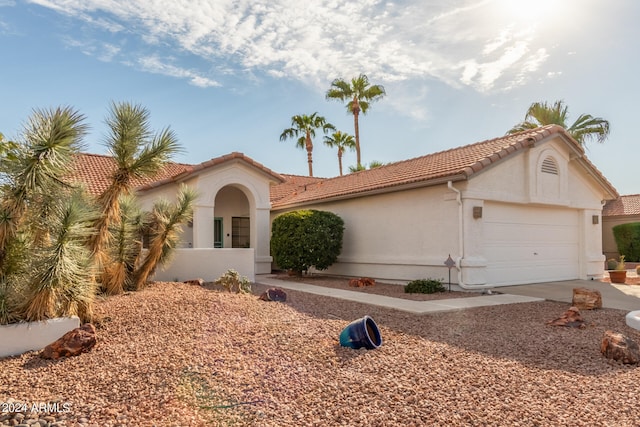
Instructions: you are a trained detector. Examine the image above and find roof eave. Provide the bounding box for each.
[271,173,468,211]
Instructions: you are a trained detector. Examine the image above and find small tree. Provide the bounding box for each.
[271,210,344,275]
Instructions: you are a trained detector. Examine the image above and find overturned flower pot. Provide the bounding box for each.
[339,316,382,350]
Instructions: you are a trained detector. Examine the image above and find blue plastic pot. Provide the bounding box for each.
[339,316,382,350]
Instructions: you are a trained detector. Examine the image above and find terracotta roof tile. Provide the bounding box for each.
[603,194,640,216]
[69,153,193,196]
[270,125,617,208]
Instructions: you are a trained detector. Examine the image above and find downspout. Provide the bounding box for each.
[447,181,493,290]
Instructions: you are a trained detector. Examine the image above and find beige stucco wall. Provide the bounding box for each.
[271,185,461,283]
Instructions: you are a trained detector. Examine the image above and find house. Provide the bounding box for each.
[73,152,285,282]
[73,124,618,287]
[602,194,640,260]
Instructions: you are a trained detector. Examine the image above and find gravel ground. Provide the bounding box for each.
[1,279,640,426]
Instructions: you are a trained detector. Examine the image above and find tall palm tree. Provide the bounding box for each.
[507,100,610,145]
[280,113,335,176]
[91,102,182,285]
[323,131,355,176]
[326,74,386,168]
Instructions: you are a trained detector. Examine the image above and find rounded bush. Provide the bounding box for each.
[271,210,344,275]
[404,279,445,294]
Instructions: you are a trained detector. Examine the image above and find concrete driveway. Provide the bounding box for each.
[498,279,640,311]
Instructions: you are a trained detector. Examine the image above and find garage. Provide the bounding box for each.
[483,202,580,285]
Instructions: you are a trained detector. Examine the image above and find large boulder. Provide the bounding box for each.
[601,330,640,364]
[41,323,97,359]
[572,287,602,310]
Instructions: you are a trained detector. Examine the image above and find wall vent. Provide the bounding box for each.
[541,157,559,175]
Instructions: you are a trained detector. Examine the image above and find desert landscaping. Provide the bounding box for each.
[1,278,640,426]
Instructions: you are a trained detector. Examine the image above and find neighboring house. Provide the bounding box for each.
[73,124,618,288]
[602,194,640,260]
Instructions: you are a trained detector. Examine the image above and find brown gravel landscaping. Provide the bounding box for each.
[2,279,640,426]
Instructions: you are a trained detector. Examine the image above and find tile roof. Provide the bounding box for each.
[270,124,617,208]
[70,152,283,197]
[603,194,640,217]
[70,153,192,196]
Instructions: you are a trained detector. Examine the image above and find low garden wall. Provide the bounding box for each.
[150,248,255,283]
[0,316,80,359]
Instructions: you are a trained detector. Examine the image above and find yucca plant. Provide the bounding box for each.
[102,195,145,295]
[90,102,182,272]
[133,185,197,289]
[20,191,96,322]
[0,107,87,274]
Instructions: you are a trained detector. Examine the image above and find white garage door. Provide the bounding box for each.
[483,202,580,285]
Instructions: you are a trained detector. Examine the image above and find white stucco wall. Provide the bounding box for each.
[149,248,255,282]
[462,136,608,285]
[272,185,461,283]
[135,159,277,280]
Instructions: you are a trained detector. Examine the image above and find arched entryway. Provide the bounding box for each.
[213,185,251,249]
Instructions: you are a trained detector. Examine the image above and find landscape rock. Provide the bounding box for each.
[601,330,640,364]
[546,306,585,328]
[259,288,287,302]
[348,277,375,287]
[183,278,204,286]
[40,323,97,359]
[572,287,602,310]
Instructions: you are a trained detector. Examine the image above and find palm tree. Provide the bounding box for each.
[326,74,386,168]
[507,100,610,145]
[280,113,335,176]
[323,131,355,176]
[91,102,182,287]
[134,185,197,289]
[348,161,385,173]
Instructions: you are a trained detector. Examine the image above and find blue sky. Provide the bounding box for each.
[1,0,637,195]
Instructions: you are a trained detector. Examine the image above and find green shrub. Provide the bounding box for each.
[612,223,640,262]
[405,279,445,294]
[271,210,344,275]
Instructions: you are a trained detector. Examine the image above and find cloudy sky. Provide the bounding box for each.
[1,0,637,194]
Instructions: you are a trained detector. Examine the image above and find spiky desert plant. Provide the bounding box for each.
[134,185,197,289]
[90,102,182,271]
[20,191,96,322]
[102,195,145,295]
[0,107,87,275]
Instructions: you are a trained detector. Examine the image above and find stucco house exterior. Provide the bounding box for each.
[73,125,618,288]
[602,194,640,260]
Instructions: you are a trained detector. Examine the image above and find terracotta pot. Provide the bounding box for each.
[609,270,627,284]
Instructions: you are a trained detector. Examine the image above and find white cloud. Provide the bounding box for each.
[138,55,220,88]
[26,0,559,108]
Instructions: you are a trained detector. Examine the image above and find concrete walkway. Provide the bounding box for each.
[256,275,543,314]
[256,275,640,314]
[499,279,640,311]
